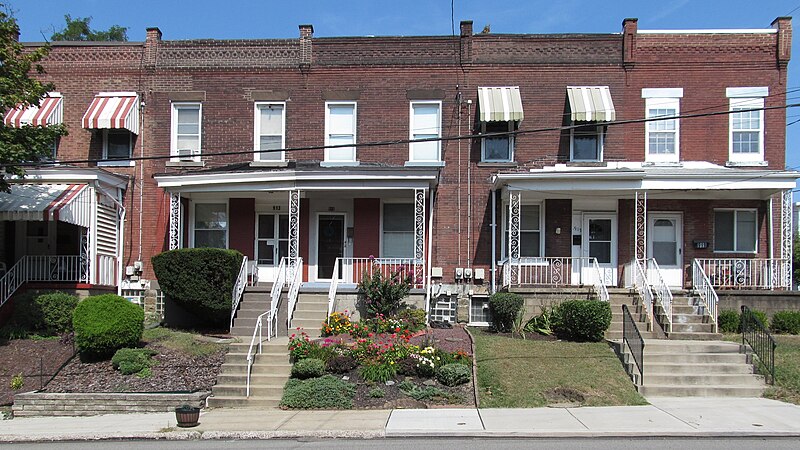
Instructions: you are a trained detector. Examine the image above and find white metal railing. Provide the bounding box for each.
[245,307,278,397]
[327,258,340,321]
[1,255,88,309]
[632,259,655,325]
[645,258,673,332]
[589,258,609,302]
[337,257,424,289]
[693,258,791,290]
[270,257,288,320]
[230,256,249,329]
[692,259,719,333]
[500,257,605,288]
[286,257,303,330]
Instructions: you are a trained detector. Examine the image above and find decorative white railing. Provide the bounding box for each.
[327,258,341,321]
[286,257,303,331]
[693,258,791,290]
[589,258,610,302]
[631,259,655,325]
[645,258,673,332]
[245,307,277,397]
[501,257,604,287]
[230,256,249,329]
[692,259,719,333]
[270,257,288,319]
[337,257,424,289]
[1,255,88,309]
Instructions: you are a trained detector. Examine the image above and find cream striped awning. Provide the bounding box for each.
[478,87,524,122]
[0,184,93,228]
[3,93,63,128]
[82,92,140,134]
[567,86,616,122]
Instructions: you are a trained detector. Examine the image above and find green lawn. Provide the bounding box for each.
[724,333,800,405]
[142,327,226,357]
[471,328,647,408]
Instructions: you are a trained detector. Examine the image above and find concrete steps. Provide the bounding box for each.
[662,294,722,341]
[290,293,329,338]
[604,290,659,341]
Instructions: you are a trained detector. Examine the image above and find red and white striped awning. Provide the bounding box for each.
[3,93,63,128]
[0,184,93,228]
[82,92,140,134]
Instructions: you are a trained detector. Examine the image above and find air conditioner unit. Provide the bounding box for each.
[177,148,200,161]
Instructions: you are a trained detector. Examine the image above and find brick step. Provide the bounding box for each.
[645,362,754,375]
[207,396,281,408]
[643,373,764,386]
[212,383,286,397]
[638,384,765,398]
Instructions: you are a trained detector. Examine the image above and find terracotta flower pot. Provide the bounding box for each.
[175,405,200,428]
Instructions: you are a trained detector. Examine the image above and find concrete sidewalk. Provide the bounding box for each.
[2,398,800,441]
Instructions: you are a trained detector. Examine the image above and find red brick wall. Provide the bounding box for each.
[353,198,380,258]
[229,198,255,259]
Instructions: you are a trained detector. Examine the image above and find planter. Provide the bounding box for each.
[174,405,200,427]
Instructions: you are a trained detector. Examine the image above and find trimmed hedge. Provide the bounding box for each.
[5,291,79,336]
[280,375,356,409]
[151,248,244,327]
[488,292,524,332]
[112,348,156,375]
[771,311,800,334]
[73,294,144,358]
[436,363,471,387]
[552,299,611,342]
[291,358,326,379]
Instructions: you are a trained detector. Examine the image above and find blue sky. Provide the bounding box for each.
[5,0,800,194]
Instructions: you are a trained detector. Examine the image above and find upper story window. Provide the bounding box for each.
[714,209,757,253]
[478,87,523,163]
[171,102,202,162]
[324,101,357,164]
[642,88,683,163]
[727,87,768,165]
[254,102,285,162]
[409,101,441,162]
[101,129,134,166]
[567,87,615,162]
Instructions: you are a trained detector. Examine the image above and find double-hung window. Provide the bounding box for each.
[194,203,227,249]
[409,101,441,162]
[714,209,757,253]
[571,125,604,161]
[642,88,682,162]
[171,103,202,162]
[481,121,515,162]
[503,204,542,258]
[254,102,285,162]
[324,102,357,164]
[566,86,615,162]
[477,87,523,163]
[101,130,134,165]
[727,87,767,164]
[382,203,414,258]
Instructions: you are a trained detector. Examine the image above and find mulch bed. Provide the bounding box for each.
[0,338,75,405]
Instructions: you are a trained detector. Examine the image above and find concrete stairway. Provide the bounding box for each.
[605,288,661,341]
[635,340,765,397]
[660,291,722,341]
[289,293,329,338]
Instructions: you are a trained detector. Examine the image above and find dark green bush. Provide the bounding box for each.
[742,309,769,330]
[395,308,427,331]
[36,292,80,334]
[280,375,356,409]
[151,248,244,327]
[111,348,156,375]
[771,311,800,334]
[358,266,412,318]
[488,292,524,332]
[326,355,358,374]
[436,363,471,387]
[291,358,326,379]
[552,299,611,342]
[73,294,144,358]
[718,310,740,333]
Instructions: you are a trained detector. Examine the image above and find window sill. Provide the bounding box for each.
[166,160,205,167]
[477,161,517,168]
[404,161,445,167]
[725,160,767,167]
[320,161,360,167]
[642,161,683,167]
[250,160,289,168]
[567,161,606,167]
[97,160,135,167]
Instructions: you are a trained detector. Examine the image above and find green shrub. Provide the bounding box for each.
[73,294,144,358]
[742,309,769,330]
[368,387,385,398]
[488,292,524,332]
[280,375,356,409]
[395,308,427,331]
[360,362,397,382]
[718,310,740,333]
[111,348,156,375]
[151,248,244,327]
[552,299,611,342]
[398,381,455,401]
[36,292,80,334]
[436,363,471,387]
[357,264,412,318]
[10,373,24,391]
[525,306,557,336]
[291,358,326,379]
[771,311,800,334]
[326,355,358,374]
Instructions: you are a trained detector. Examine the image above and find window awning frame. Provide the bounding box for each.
[3,93,63,128]
[477,87,524,122]
[82,92,140,134]
[567,86,616,122]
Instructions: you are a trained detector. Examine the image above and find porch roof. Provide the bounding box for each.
[0,183,92,227]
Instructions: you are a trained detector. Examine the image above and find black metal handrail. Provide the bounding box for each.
[622,304,645,385]
[741,305,776,385]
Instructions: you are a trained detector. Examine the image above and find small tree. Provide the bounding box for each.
[357,263,412,318]
[50,15,128,42]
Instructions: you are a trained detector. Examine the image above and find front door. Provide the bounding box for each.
[648,213,683,288]
[255,213,289,282]
[582,215,617,286]
[317,214,345,280]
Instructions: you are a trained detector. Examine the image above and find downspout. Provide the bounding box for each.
[138,98,145,262]
[467,102,472,270]
[491,186,496,293]
[457,91,462,266]
[425,188,436,323]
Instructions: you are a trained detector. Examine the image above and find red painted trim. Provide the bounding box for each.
[32,97,58,126]
[43,184,76,222]
[115,97,136,129]
[82,97,103,128]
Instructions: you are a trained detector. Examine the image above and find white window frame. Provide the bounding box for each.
[713,208,758,254]
[481,121,515,162]
[728,95,765,163]
[253,102,286,162]
[324,101,357,164]
[642,88,682,163]
[570,124,604,162]
[191,202,229,249]
[408,100,442,162]
[501,202,545,259]
[170,102,202,162]
[99,129,134,167]
[380,201,415,259]
[468,295,491,326]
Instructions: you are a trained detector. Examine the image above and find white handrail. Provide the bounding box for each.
[646,258,673,332]
[2,255,88,310]
[693,258,790,290]
[245,308,276,397]
[693,259,720,333]
[230,255,249,329]
[327,258,340,322]
[632,259,655,326]
[0,257,27,309]
[286,257,303,331]
[270,257,288,319]
[590,258,609,302]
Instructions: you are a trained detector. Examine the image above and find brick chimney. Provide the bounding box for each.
[772,17,792,68]
[460,20,473,65]
[622,18,638,69]
[460,20,473,37]
[144,27,162,69]
[299,24,313,66]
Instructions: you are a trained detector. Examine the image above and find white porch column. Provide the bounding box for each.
[508,189,521,285]
[288,189,301,275]
[414,188,426,284]
[168,192,181,250]
[635,190,647,261]
[781,189,793,288]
